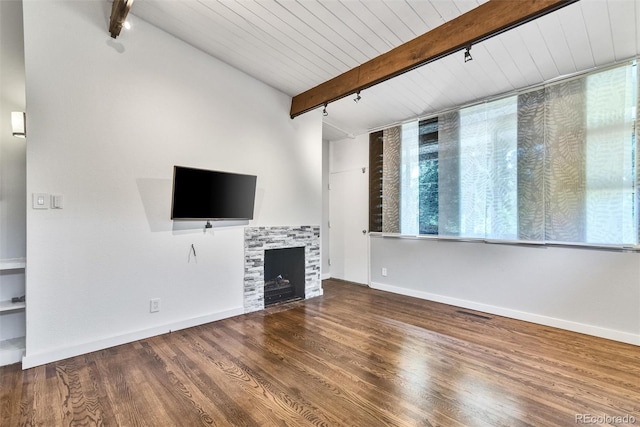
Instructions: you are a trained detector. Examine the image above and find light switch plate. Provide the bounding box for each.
[32,193,49,209]
[51,194,63,209]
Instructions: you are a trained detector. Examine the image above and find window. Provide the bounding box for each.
[419,118,439,235]
[373,62,639,247]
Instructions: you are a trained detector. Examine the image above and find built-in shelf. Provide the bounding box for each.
[0,336,26,366]
[1,257,27,366]
[0,299,25,313]
[0,258,26,270]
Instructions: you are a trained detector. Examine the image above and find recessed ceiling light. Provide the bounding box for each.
[123,21,131,30]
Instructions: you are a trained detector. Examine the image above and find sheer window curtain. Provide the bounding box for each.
[584,66,637,245]
[376,61,639,248]
[436,99,518,240]
[400,122,419,235]
[545,65,638,245]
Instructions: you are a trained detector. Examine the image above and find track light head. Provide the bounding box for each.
[322,103,328,117]
[464,45,473,63]
[354,91,361,103]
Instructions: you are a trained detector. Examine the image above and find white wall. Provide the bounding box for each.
[22,0,322,367]
[321,139,330,279]
[334,132,640,345]
[371,237,640,345]
[0,0,26,261]
[0,0,27,345]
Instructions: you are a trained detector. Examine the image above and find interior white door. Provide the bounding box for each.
[329,168,369,285]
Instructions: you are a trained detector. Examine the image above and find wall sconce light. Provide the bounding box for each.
[11,112,26,138]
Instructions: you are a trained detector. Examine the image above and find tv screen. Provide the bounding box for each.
[171,166,257,220]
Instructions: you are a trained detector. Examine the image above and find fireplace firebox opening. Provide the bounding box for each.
[264,246,305,306]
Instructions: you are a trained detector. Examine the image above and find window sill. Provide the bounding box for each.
[368,232,640,252]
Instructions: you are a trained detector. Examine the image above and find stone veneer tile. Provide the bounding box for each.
[244,226,322,313]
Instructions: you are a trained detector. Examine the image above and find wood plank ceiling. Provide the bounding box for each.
[130,0,640,141]
[289,0,580,118]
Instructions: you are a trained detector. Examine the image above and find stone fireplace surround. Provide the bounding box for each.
[244,226,322,313]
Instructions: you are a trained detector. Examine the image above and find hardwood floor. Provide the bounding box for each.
[1,279,639,426]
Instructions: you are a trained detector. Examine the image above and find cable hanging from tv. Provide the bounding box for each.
[188,244,198,263]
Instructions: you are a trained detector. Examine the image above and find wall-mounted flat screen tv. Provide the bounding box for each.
[171,166,257,220]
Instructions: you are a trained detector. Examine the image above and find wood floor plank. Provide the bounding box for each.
[252,312,472,425]
[218,318,422,426]
[53,357,107,426]
[1,279,638,426]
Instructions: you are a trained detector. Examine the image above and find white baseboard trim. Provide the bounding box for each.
[321,273,331,280]
[22,307,244,369]
[370,282,640,346]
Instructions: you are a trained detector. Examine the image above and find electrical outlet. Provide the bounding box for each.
[382,267,388,277]
[150,298,161,313]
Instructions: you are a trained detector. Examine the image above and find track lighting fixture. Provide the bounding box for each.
[354,91,361,103]
[322,103,328,117]
[464,45,473,63]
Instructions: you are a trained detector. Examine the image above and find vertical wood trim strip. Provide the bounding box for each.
[369,131,384,233]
